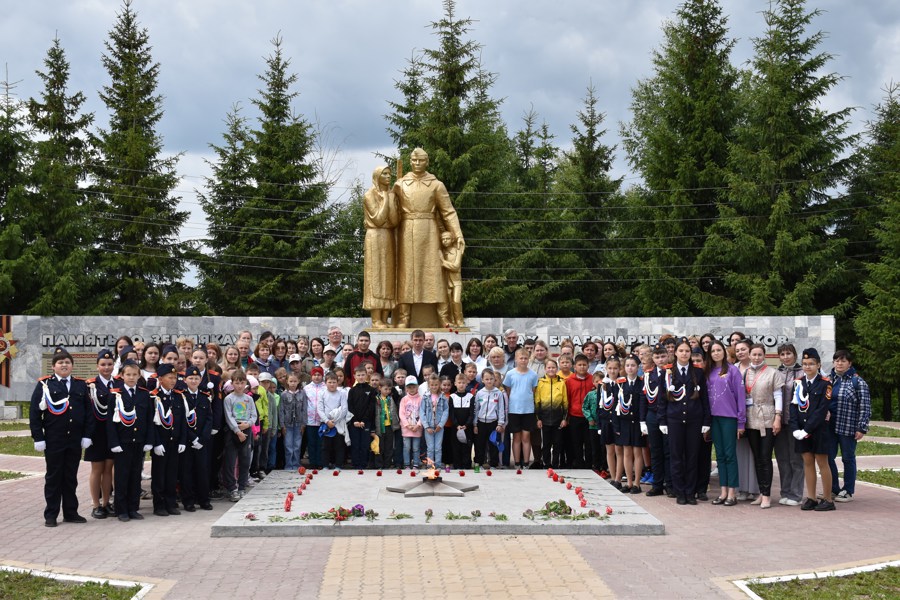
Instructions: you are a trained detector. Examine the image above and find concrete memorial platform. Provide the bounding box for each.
[211,468,665,537]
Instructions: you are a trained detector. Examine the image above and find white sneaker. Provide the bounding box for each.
[710,468,718,477]
[782,498,801,506]
[834,490,853,502]
[736,492,749,502]
[141,472,151,480]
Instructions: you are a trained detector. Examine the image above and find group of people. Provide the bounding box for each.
[29,326,871,526]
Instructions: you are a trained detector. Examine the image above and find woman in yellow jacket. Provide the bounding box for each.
[534,359,569,469]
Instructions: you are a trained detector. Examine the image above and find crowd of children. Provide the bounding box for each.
[28,327,871,525]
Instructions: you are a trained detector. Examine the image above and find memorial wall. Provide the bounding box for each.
[0,314,835,405]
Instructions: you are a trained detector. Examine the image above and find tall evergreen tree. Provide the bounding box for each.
[0,76,34,312]
[851,85,900,419]
[91,0,187,314]
[386,0,516,315]
[696,0,854,315]
[199,35,330,316]
[16,38,96,314]
[620,0,738,315]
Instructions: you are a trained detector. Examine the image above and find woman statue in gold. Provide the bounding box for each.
[362,165,399,328]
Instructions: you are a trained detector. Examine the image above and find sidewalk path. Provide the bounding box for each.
[1,449,898,599]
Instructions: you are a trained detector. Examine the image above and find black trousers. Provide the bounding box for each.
[323,434,345,468]
[210,429,225,491]
[43,444,81,520]
[531,427,543,466]
[746,428,776,496]
[566,415,589,468]
[696,434,713,494]
[541,424,563,469]
[647,414,670,490]
[151,439,180,511]
[589,427,605,471]
[114,442,144,516]
[667,419,702,498]
[451,428,472,468]
[179,445,209,507]
[473,420,499,467]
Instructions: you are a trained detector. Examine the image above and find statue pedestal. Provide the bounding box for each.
[369,304,468,331]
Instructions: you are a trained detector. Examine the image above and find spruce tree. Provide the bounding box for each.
[91,0,187,314]
[199,35,329,316]
[697,0,854,315]
[18,37,96,314]
[851,85,900,419]
[0,76,34,312]
[620,0,738,315]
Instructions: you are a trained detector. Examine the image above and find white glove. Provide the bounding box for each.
[659,425,668,435]
[143,444,152,452]
[701,426,710,434]
[81,437,93,449]
[602,377,612,385]
[792,429,807,440]
[192,439,203,450]
[640,422,648,436]
[211,429,219,436]
[111,446,124,453]
[34,441,46,452]
[177,444,186,454]
[153,445,165,456]
[667,385,676,392]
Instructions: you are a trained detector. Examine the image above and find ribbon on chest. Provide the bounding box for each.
[40,380,69,415]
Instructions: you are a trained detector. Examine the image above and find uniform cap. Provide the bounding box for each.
[802,348,820,361]
[52,347,73,364]
[97,348,114,361]
[184,365,202,378]
[157,363,176,377]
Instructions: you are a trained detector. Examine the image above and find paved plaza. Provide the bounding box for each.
[1,424,899,599]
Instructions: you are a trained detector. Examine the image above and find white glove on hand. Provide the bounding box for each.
[701,426,710,434]
[792,429,807,440]
[34,441,46,452]
[668,385,676,392]
[153,445,165,456]
[81,437,93,449]
[143,444,152,452]
[211,429,219,436]
[177,444,186,454]
[659,425,668,435]
[111,446,124,453]
[192,439,203,450]
[640,422,648,436]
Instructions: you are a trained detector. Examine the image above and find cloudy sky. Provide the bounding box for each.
[3,0,898,244]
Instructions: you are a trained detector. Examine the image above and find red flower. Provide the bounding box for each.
[566,482,573,490]
[297,489,302,496]
[300,483,307,490]
[575,487,583,495]
[459,470,465,476]
[312,469,319,475]
[559,476,565,484]
[287,491,294,500]
[298,466,305,475]
[552,474,559,482]
[516,469,523,475]
[376,470,383,476]
[410,471,417,477]
[333,470,339,476]
[486,470,493,476]
[605,506,613,515]
[358,470,364,475]
[580,500,587,508]
[396,469,402,474]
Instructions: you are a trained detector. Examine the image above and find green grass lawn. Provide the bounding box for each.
[856,440,900,456]
[0,436,42,456]
[748,566,900,599]
[868,425,900,438]
[0,422,29,432]
[0,470,26,481]
[0,571,139,600]
[856,468,900,489]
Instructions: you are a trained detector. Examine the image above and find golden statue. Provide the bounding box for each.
[362,165,399,328]
[393,148,465,328]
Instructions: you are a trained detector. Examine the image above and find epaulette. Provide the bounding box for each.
[208,370,220,376]
[150,388,160,396]
[821,376,831,382]
[147,373,158,379]
[137,386,149,392]
[86,377,97,384]
[110,387,121,394]
[38,375,52,381]
[172,388,184,395]
[73,376,86,381]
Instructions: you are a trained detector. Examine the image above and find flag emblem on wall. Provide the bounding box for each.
[0,316,18,387]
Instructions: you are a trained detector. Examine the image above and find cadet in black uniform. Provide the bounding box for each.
[149,363,186,516]
[29,346,94,527]
[612,355,645,494]
[180,365,213,511]
[790,348,836,511]
[85,349,117,519]
[659,338,710,505]
[108,360,153,521]
[642,343,672,497]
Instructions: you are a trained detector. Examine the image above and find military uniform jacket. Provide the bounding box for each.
[612,377,642,430]
[658,364,711,427]
[639,367,663,422]
[85,376,115,425]
[30,375,93,449]
[183,388,213,446]
[789,374,831,434]
[150,388,187,447]
[200,370,224,432]
[107,386,153,447]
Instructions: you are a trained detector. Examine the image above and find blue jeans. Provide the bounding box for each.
[402,436,421,468]
[423,428,444,467]
[828,432,858,495]
[303,426,323,468]
[283,425,302,470]
[267,434,278,471]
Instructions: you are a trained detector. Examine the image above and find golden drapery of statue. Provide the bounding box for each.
[362,165,398,328]
[361,148,465,329]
